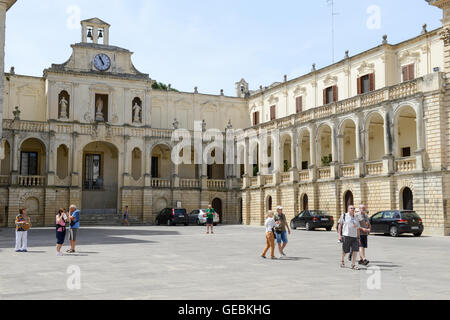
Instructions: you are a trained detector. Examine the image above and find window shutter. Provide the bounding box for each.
[369,73,375,92]
[402,66,408,82]
[270,105,276,121]
[357,77,362,95]
[333,86,338,102]
[256,112,260,125]
[323,89,327,105]
[408,64,415,81]
[296,96,303,113]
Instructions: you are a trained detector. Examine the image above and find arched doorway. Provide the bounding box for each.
[301,194,309,211]
[82,141,119,214]
[212,198,223,223]
[239,198,243,224]
[266,196,273,211]
[344,191,354,213]
[402,187,414,210]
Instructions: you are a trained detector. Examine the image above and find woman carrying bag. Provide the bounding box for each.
[261,211,277,260]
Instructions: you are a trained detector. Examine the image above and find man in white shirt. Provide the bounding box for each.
[338,205,361,270]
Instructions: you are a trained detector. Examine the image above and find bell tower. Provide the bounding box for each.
[81,18,110,45]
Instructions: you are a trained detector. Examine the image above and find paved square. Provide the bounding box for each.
[0,225,449,300]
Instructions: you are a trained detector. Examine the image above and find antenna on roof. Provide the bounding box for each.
[327,0,339,63]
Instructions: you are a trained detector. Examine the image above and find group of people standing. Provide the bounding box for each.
[14,205,81,256]
[261,204,371,269]
[262,206,290,259]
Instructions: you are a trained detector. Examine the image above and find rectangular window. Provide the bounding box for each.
[402,64,415,82]
[151,157,159,178]
[253,112,260,126]
[358,73,375,94]
[270,105,276,121]
[84,154,102,190]
[296,96,303,113]
[402,147,411,158]
[324,86,338,104]
[302,161,309,171]
[20,152,38,176]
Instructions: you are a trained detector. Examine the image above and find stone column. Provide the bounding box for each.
[290,132,299,182]
[0,2,9,160]
[71,132,79,187]
[47,131,56,186]
[11,130,19,184]
[144,136,152,186]
[355,113,364,177]
[309,124,317,181]
[382,105,394,174]
[415,99,425,171]
[331,122,339,179]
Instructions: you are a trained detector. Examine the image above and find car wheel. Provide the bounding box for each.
[414,232,422,237]
[305,222,311,231]
[390,226,399,237]
[290,221,296,230]
[326,227,332,232]
[167,219,172,226]
[184,223,188,226]
[156,219,160,226]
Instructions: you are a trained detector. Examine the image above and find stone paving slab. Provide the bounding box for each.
[0,225,449,300]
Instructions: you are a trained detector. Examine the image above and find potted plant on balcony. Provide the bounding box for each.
[321,154,333,167]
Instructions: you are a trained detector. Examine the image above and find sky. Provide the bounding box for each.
[4,0,443,96]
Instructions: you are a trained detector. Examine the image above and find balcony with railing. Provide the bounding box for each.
[341,165,356,178]
[207,179,226,190]
[152,178,171,188]
[396,158,417,173]
[366,161,383,176]
[180,179,200,189]
[299,170,310,182]
[18,176,46,187]
[318,167,331,180]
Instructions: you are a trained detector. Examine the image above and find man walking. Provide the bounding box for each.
[338,205,361,270]
[123,206,129,226]
[274,206,291,257]
[67,205,80,254]
[15,208,30,253]
[357,204,371,266]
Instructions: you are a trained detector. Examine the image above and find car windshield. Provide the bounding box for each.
[175,209,186,214]
[309,211,328,216]
[402,211,420,219]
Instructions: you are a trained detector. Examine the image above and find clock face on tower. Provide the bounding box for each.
[93,53,111,71]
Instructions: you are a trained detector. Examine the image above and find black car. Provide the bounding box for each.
[155,208,189,226]
[290,210,334,231]
[370,210,424,237]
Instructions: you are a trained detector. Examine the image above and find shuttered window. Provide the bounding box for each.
[402,64,415,82]
[253,112,260,126]
[324,86,338,104]
[358,73,375,94]
[270,105,276,121]
[296,96,303,113]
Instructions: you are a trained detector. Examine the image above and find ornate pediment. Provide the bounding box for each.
[398,50,421,64]
[293,85,307,97]
[267,94,279,105]
[357,61,375,76]
[323,74,338,87]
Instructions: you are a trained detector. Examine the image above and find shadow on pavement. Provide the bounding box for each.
[0,227,180,248]
[278,256,312,261]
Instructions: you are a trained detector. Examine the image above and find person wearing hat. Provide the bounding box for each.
[274,206,291,257]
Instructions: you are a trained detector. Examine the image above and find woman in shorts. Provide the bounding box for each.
[56,209,67,256]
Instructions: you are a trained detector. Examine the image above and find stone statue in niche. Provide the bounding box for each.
[133,102,142,123]
[173,118,179,129]
[59,96,69,119]
[95,97,104,121]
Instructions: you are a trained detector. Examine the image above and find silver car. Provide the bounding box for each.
[189,209,220,225]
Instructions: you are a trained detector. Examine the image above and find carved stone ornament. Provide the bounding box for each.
[440,27,450,46]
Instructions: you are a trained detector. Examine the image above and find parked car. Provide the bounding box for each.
[155,208,189,226]
[290,210,334,231]
[189,209,220,226]
[370,210,424,237]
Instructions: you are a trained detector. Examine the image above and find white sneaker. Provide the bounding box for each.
[56,252,63,257]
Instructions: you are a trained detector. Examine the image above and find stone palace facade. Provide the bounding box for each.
[0,0,449,235]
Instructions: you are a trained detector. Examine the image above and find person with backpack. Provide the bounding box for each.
[274,206,291,257]
[15,208,31,253]
[56,209,67,256]
[67,205,80,254]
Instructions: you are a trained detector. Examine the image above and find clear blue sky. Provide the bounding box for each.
[4,0,442,95]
